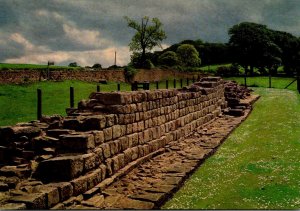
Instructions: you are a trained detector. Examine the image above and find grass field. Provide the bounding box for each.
[226,76,297,91]
[163,88,300,209]
[0,63,80,70]
[0,79,189,126]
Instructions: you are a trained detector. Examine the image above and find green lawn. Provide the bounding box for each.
[0,79,189,126]
[225,76,297,91]
[163,87,300,209]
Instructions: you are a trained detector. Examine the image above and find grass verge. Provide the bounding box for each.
[163,88,300,209]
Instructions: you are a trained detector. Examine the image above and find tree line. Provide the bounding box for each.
[125,17,300,76]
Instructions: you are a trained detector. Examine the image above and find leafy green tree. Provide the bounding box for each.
[158,51,179,66]
[92,63,102,69]
[124,16,167,68]
[176,44,201,67]
[68,62,78,67]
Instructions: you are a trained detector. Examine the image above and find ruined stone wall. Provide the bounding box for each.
[0,77,226,209]
[0,69,200,84]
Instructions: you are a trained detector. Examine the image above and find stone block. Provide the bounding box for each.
[38,185,60,208]
[81,115,106,131]
[105,158,113,176]
[63,119,81,131]
[117,153,125,169]
[137,121,144,132]
[123,149,132,164]
[89,92,127,105]
[35,155,84,182]
[112,156,120,173]
[59,133,95,153]
[103,127,113,142]
[126,124,133,134]
[82,153,96,172]
[131,147,139,160]
[0,126,41,144]
[128,133,139,147]
[119,136,129,151]
[46,129,74,139]
[8,193,47,209]
[106,114,116,127]
[48,182,73,202]
[132,122,138,133]
[112,125,122,139]
[86,169,102,190]
[100,143,111,159]
[0,203,27,210]
[99,165,107,180]
[109,140,120,156]
[71,175,89,196]
[94,147,104,163]
[92,131,104,145]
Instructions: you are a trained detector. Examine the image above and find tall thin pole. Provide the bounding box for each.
[114,51,117,66]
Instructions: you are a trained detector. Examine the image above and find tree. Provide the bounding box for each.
[124,16,167,68]
[92,63,102,69]
[176,44,201,67]
[68,62,78,67]
[228,22,282,75]
[158,51,179,66]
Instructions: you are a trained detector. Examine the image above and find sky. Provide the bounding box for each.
[0,0,299,67]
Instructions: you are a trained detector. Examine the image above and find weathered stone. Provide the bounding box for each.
[100,143,111,159]
[62,119,81,130]
[112,125,122,139]
[92,131,104,145]
[46,129,74,138]
[59,133,95,153]
[82,153,96,172]
[0,182,9,191]
[37,185,60,208]
[0,203,27,210]
[71,175,88,196]
[106,114,115,127]
[48,182,73,202]
[35,155,84,182]
[111,196,154,209]
[8,193,47,209]
[0,166,31,178]
[81,194,104,208]
[103,127,113,141]
[0,126,41,143]
[81,115,106,130]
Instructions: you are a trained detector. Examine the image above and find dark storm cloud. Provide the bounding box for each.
[0,0,299,66]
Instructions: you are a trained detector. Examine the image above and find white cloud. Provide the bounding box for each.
[63,24,113,49]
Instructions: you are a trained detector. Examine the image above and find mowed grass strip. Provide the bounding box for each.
[0,80,133,126]
[163,88,300,209]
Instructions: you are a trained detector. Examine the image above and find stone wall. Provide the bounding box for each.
[0,69,201,84]
[0,77,228,209]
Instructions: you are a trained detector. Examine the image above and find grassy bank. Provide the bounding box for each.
[0,63,80,70]
[163,88,300,209]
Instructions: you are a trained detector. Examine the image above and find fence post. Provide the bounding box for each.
[173,79,176,88]
[244,69,247,87]
[70,87,74,108]
[180,79,183,88]
[97,85,100,92]
[117,82,120,91]
[166,80,169,89]
[156,81,159,89]
[269,74,272,88]
[187,78,189,86]
[37,89,42,120]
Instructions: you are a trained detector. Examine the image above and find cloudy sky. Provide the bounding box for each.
[0,0,299,67]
